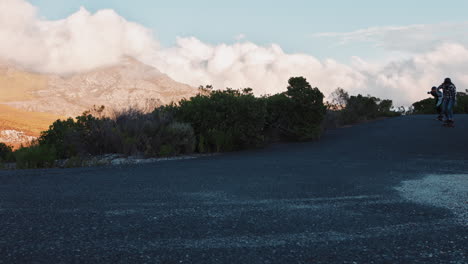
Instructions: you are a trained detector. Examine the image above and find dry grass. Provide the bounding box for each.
[0,70,48,102]
[0,104,62,136]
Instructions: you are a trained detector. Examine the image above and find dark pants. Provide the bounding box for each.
[442,98,455,121]
[436,104,442,117]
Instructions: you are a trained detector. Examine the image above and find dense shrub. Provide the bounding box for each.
[264,93,291,141]
[37,108,196,159]
[455,93,468,113]
[342,94,380,123]
[175,88,267,152]
[39,118,82,158]
[326,88,401,127]
[158,122,196,156]
[412,98,437,114]
[0,143,14,163]
[266,77,326,141]
[378,99,398,116]
[112,108,196,157]
[15,144,57,169]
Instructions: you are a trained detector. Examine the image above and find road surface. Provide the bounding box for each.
[1,115,467,263]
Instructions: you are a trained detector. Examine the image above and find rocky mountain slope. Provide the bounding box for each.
[3,57,197,117]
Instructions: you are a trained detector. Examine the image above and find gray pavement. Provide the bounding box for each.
[0,115,467,263]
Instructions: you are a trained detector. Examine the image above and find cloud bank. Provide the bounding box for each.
[2,0,468,106]
[0,0,156,73]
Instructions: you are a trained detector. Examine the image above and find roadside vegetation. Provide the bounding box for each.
[1,77,401,169]
[0,143,14,168]
[324,88,402,128]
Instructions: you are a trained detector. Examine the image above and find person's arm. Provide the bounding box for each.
[436,91,443,106]
[437,87,444,100]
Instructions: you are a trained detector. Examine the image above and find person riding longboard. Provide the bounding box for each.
[438,78,457,127]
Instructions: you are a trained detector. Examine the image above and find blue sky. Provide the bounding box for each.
[32,0,468,60]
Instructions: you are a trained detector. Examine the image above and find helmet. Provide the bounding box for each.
[444,78,452,84]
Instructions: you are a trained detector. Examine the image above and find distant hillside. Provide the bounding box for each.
[0,63,48,102]
[3,57,197,117]
[0,104,61,148]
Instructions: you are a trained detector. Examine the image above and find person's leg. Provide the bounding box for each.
[436,105,443,120]
[447,99,455,122]
[442,99,448,121]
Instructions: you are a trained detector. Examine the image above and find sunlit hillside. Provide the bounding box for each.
[0,104,60,134]
[0,104,61,147]
[0,65,57,147]
[0,66,51,146]
[0,66,48,102]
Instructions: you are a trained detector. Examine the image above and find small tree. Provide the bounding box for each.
[454,92,468,114]
[412,98,437,114]
[341,94,380,123]
[266,77,326,141]
[329,88,349,110]
[176,88,267,152]
[39,118,84,158]
[0,143,14,162]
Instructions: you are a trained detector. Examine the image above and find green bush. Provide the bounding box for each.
[265,93,294,141]
[162,122,196,155]
[0,143,14,163]
[15,144,57,169]
[266,77,326,141]
[378,99,400,117]
[454,93,468,113]
[113,109,196,157]
[412,98,437,114]
[145,119,196,157]
[175,88,267,152]
[39,117,86,158]
[326,88,400,127]
[341,94,380,123]
[35,107,196,160]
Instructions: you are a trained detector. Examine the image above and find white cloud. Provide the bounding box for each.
[313,22,468,53]
[0,0,157,73]
[1,0,468,106]
[147,39,367,97]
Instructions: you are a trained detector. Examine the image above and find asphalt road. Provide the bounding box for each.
[1,115,467,264]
